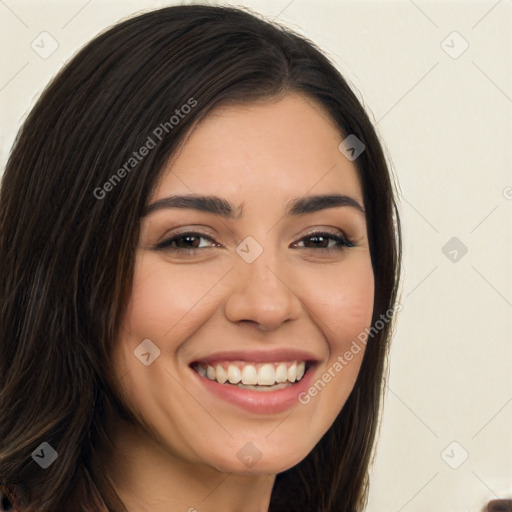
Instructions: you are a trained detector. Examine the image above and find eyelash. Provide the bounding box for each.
[154,230,354,256]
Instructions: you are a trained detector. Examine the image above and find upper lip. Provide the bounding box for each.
[190,348,322,366]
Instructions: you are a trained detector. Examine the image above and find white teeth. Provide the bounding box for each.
[275,363,288,383]
[235,382,290,392]
[227,365,241,384]
[241,365,258,385]
[197,360,308,387]
[206,365,216,380]
[296,361,305,381]
[287,363,297,382]
[215,364,228,384]
[257,364,275,385]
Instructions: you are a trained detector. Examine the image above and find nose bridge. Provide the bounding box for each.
[224,236,302,330]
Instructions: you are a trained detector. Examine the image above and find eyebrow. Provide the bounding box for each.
[142,193,365,218]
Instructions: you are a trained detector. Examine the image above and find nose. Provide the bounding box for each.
[224,250,302,332]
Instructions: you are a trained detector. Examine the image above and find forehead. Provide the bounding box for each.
[153,93,363,204]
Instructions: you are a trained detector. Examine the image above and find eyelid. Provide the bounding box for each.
[153,229,219,251]
[297,226,352,242]
[153,227,355,254]
[291,230,354,250]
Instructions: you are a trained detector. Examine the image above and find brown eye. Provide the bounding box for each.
[155,232,218,253]
[294,232,354,252]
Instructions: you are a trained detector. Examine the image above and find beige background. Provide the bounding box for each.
[1,1,511,510]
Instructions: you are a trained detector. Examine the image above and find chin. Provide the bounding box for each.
[203,441,311,476]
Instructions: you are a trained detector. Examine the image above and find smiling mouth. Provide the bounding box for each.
[191,360,311,391]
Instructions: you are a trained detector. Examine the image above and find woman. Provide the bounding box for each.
[0,5,401,511]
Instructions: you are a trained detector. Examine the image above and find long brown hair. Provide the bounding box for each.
[0,5,401,511]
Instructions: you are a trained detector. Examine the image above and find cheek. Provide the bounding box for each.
[299,256,374,426]
[306,256,375,348]
[121,256,225,340]
[288,254,374,438]
[112,255,229,388]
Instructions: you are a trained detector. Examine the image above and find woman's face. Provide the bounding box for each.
[112,93,374,475]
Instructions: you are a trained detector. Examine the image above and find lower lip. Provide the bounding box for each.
[190,364,317,414]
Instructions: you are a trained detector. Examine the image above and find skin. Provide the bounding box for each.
[105,93,375,512]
